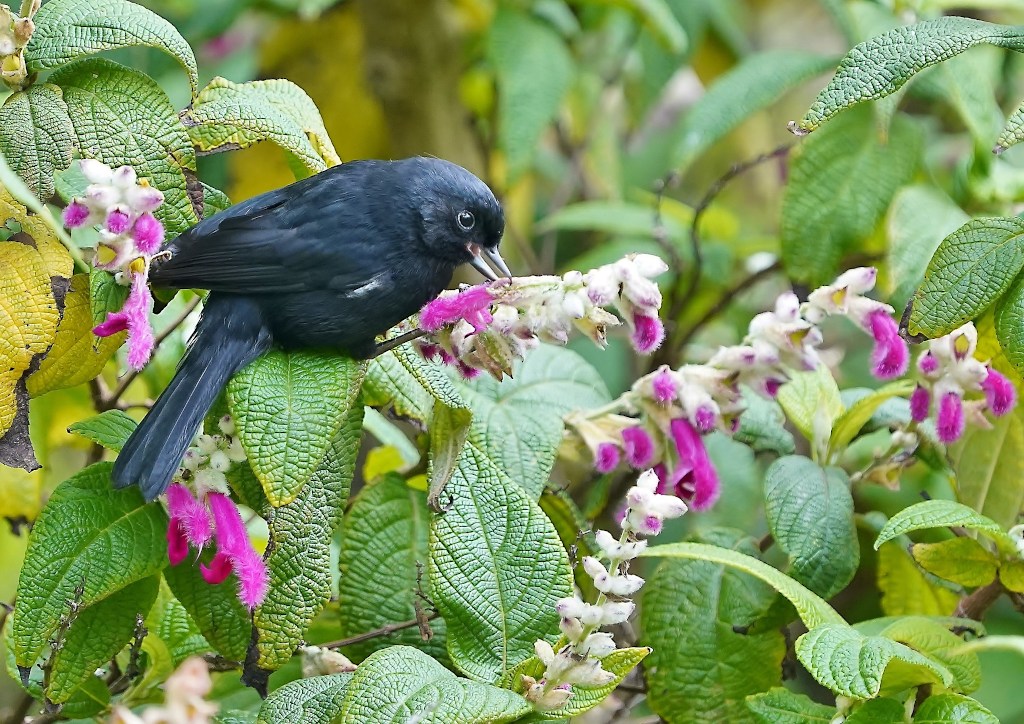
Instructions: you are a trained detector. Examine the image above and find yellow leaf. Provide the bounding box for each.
[999,560,1024,593]
[362,445,406,482]
[0,242,59,437]
[27,274,124,397]
[877,541,959,616]
[0,467,42,521]
[0,185,73,279]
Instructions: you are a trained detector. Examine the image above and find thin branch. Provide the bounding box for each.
[319,615,437,650]
[955,580,1004,620]
[4,692,35,724]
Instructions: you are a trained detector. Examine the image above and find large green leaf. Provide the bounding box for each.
[488,7,573,180]
[12,463,168,669]
[733,390,796,455]
[67,409,137,452]
[50,58,200,236]
[338,646,530,722]
[146,580,210,666]
[912,538,999,589]
[0,84,74,201]
[252,402,363,673]
[27,0,198,95]
[227,351,364,507]
[909,217,1024,338]
[671,50,836,170]
[257,674,352,724]
[364,343,467,425]
[877,617,980,694]
[746,688,836,723]
[948,406,1024,530]
[337,474,448,663]
[429,442,573,682]
[641,530,785,723]
[876,542,958,617]
[793,18,1024,133]
[460,345,609,499]
[181,77,340,173]
[874,500,1016,557]
[764,457,858,600]
[782,106,921,286]
[913,693,998,724]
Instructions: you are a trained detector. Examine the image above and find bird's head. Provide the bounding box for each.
[411,158,510,281]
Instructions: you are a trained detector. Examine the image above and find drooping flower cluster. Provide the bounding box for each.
[165,415,268,610]
[110,656,217,724]
[567,267,911,510]
[62,159,166,370]
[909,323,1015,443]
[417,254,668,378]
[524,470,685,711]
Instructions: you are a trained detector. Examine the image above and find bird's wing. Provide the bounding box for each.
[152,164,398,295]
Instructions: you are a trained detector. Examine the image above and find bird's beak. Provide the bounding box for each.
[466,243,512,281]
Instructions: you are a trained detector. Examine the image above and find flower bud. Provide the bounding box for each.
[598,600,635,625]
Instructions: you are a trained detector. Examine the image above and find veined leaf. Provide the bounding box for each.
[913,693,998,723]
[227,351,364,506]
[746,688,836,723]
[948,404,1024,530]
[0,182,73,277]
[0,84,74,201]
[257,674,352,724]
[828,380,915,455]
[776,366,843,449]
[878,617,980,694]
[90,268,131,327]
[13,463,168,669]
[364,342,467,425]
[876,542,958,617]
[146,580,210,666]
[337,646,530,722]
[764,457,858,600]
[794,17,1024,133]
[909,217,1024,338]
[182,77,340,173]
[27,0,199,95]
[912,538,999,588]
[874,500,1016,556]
[67,409,137,452]
[734,389,796,455]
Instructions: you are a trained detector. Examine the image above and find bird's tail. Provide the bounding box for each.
[113,293,273,500]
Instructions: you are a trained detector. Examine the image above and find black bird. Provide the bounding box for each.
[113,157,508,500]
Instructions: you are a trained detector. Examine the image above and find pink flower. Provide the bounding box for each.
[867,309,908,379]
[93,273,155,371]
[630,313,664,354]
[693,405,715,432]
[166,483,212,548]
[622,426,654,468]
[651,367,677,403]
[657,418,720,511]
[200,552,232,585]
[420,286,494,333]
[595,443,620,473]
[132,212,164,254]
[918,352,938,375]
[909,385,930,422]
[981,369,1016,417]
[62,200,90,228]
[206,492,268,610]
[167,521,189,566]
[106,208,131,234]
[937,392,965,444]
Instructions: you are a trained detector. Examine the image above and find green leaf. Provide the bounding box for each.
[578,0,686,53]
[874,500,1016,556]
[671,50,836,170]
[828,380,915,456]
[795,623,952,699]
[887,186,970,306]
[488,7,573,179]
[640,542,845,629]
[764,457,858,599]
[538,199,688,241]
[427,398,472,508]
[338,474,448,663]
[338,645,530,722]
[746,688,836,723]
[89,267,131,327]
[429,442,573,682]
[67,409,137,452]
[932,48,1004,148]
[12,463,168,670]
[876,542,958,617]
[733,390,796,455]
[776,366,843,449]
[146,580,210,665]
[51,58,200,236]
[0,84,74,201]
[257,674,352,724]
[181,77,340,173]
[202,182,231,217]
[909,217,1024,338]
[27,0,198,95]
[641,531,785,722]
[782,106,921,287]
[460,344,609,498]
[912,538,999,588]
[846,698,911,723]
[948,406,1024,530]
[48,575,159,703]
[252,402,363,672]
[913,693,998,723]
[793,17,1024,133]
[364,342,467,425]
[996,96,1024,153]
[878,617,980,694]
[227,351,364,506]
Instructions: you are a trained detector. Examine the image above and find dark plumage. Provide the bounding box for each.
[113,157,507,500]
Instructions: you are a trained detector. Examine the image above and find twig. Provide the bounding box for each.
[5,692,36,724]
[319,615,437,650]
[203,653,242,672]
[954,580,1004,620]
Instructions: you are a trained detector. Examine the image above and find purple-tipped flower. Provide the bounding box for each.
[909,385,930,422]
[595,443,620,473]
[982,369,1016,417]
[622,426,655,468]
[62,200,90,228]
[206,492,268,610]
[651,367,677,403]
[937,392,965,443]
[918,352,938,375]
[166,483,213,548]
[693,405,716,433]
[167,521,189,566]
[200,552,233,585]
[630,313,664,354]
[659,418,720,511]
[132,212,164,254]
[105,207,131,234]
[867,309,908,379]
[92,272,155,371]
[420,285,493,333]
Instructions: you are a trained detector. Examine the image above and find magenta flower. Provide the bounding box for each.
[656,418,720,511]
[918,352,938,375]
[651,367,677,403]
[982,369,1015,417]
[63,200,90,228]
[595,443,621,473]
[867,310,908,379]
[936,392,965,443]
[93,272,155,371]
[166,483,212,548]
[630,313,665,354]
[132,212,164,254]
[909,385,930,422]
[622,426,655,468]
[420,285,494,333]
[106,208,131,234]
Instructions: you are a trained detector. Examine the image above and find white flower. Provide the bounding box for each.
[594,529,647,561]
[577,632,616,659]
[564,658,616,686]
[598,600,635,625]
[583,556,644,596]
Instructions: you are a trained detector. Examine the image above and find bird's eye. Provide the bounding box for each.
[456,210,475,231]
